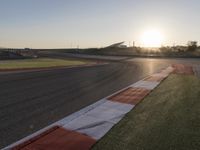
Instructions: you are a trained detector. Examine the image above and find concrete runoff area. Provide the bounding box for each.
[92,75,200,150]
[1,58,200,149]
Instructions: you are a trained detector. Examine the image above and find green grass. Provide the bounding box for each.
[92,74,200,150]
[0,58,88,69]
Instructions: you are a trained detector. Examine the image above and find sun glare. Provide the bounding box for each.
[140,29,164,47]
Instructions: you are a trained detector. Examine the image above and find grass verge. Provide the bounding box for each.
[92,74,200,150]
[0,58,88,70]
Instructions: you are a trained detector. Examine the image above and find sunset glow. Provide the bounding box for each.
[140,29,164,47]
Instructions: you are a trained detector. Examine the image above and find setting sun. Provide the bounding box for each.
[140,29,164,47]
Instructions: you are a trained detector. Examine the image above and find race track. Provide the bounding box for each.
[0,57,200,148]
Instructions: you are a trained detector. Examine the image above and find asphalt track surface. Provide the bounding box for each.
[0,58,200,148]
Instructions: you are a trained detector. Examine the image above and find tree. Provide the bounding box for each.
[187,41,197,51]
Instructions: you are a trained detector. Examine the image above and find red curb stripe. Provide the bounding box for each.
[172,64,194,75]
[108,87,151,105]
[11,126,60,150]
[11,126,96,150]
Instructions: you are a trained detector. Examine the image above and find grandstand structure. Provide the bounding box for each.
[106,42,127,48]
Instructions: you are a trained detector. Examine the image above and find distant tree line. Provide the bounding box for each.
[187,41,197,51]
[159,41,198,53]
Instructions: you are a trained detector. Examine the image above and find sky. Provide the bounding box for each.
[0,0,200,48]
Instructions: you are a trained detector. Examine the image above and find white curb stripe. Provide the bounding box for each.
[63,100,134,139]
[130,80,160,90]
[151,73,168,78]
[161,66,174,74]
[193,65,200,78]
[57,99,107,126]
[63,115,114,140]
